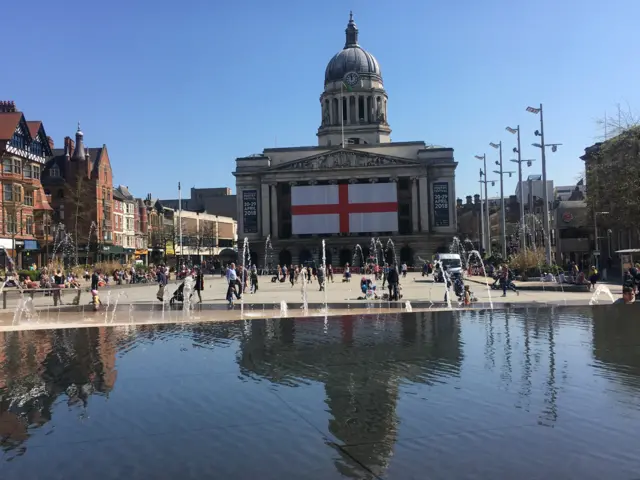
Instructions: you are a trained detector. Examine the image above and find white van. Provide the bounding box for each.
[434,253,463,275]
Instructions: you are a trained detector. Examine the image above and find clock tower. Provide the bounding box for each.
[317,13,391,147]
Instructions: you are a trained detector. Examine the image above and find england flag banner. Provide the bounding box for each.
[291,183,398,234]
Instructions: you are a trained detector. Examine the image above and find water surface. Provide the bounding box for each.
[1,305,640,479]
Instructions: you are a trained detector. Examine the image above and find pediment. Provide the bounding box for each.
[270,149,420,171]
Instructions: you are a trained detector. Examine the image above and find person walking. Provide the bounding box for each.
[194,267,204,303]
[53,269,65,306]
[250,265,259,293]
[225,263,241,306]
[317,264,325,292]
[289,265,295,287]
[156,265,168,301]
[91,269,100,291]
[499,264,519,297]
[386,264,399,301]
[327,264,334,283]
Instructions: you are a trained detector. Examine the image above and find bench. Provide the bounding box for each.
[2,288,82,309]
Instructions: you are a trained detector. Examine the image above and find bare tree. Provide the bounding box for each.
[595,102,640,141]
[64,174,94,264]
[202,221,216,258]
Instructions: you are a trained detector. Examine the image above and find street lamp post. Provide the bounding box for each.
[527,104,562,264]
[475,154,490,253]
[477,169,485,251]
[490,142,515,259]
[506,126,536,252]
[479,172,497,255]
[594,211,610,270]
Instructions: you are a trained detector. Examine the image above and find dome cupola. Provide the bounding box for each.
[317,13,391,147]
[324,12,382,86]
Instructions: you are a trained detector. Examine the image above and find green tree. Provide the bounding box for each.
[586,125,640,239]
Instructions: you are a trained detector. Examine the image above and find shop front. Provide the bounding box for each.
[135,249,148,265]
[148,248,164,266]
[100,245,124,262]
[21,240,40,269]
[554,201,592,267]
[123,248,135,264]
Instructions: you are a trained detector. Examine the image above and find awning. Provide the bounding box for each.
[135,249,148,255]
[24,240,39,250]
[102,245,124,254]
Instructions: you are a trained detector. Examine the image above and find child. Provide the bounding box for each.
[90,289,101,311]
[588,265,598,291]
[463,285,471,306]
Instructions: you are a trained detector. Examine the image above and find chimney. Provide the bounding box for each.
[466,195,472,205]
[474,194,480,204]
[47,136,54,150]
[456,198,463,208]
[0,101,17,113]
[64,136,75,158]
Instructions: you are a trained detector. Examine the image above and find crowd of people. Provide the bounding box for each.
[5,254,639,310]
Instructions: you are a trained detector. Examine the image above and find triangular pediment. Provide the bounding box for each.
[270,148,420,172]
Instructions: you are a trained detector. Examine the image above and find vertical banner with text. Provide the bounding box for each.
[432,182,450,227]
[242,190,258,234]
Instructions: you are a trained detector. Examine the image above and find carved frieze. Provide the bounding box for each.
[274,150,417,171]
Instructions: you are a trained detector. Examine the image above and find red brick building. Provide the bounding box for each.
[135,198,148,264]
[42,125,114,263]
[0,101,54,268]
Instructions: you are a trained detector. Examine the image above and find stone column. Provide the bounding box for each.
[330,96,335,125]
[362,96,367,123]
[346,97,351,125]
[411,177,419,233]
[270,184,278,239]
[236,189,244,236]
[261,183,270,237]
[418,176,429,232]
[390,176,399,234]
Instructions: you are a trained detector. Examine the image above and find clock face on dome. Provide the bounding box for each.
[343,71,360,86]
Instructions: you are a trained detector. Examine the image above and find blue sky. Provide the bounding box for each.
[3,0,638,200]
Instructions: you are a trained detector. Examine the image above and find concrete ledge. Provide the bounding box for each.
[465,277,591,292]
[36,300,550,314]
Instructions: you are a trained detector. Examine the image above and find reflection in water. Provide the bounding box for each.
[0,306,640,479]
[236,312,463,476]
[0,329,118,453]
[592,306,640,394]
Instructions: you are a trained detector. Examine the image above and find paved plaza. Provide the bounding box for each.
[0,272,623,332]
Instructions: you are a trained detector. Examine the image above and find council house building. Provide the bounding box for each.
[233,13,457,268]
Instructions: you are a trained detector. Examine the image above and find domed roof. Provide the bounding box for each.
[324,13,382,86]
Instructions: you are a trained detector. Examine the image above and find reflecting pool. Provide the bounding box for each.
[1,305,640,479]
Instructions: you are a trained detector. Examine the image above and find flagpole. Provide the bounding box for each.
[178,181,183,266]
[340,82,345,148]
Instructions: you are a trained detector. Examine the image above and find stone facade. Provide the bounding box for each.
[233,15,457,267]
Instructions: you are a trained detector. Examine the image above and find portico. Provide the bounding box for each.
[235,144,457,266]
